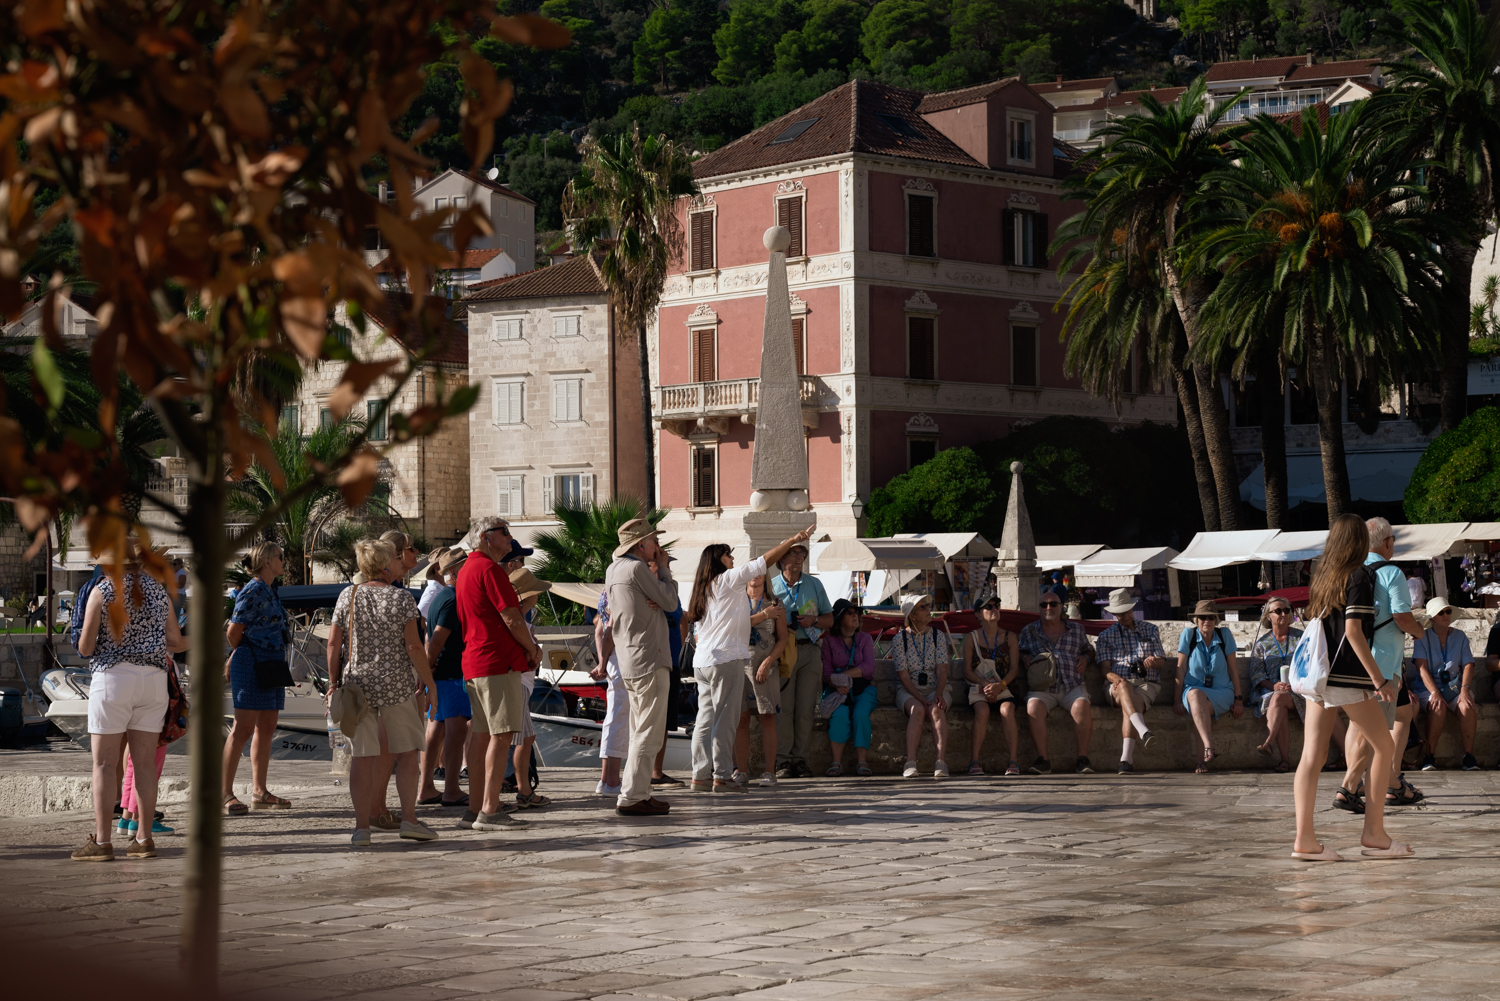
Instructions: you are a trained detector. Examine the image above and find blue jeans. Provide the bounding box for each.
[827,686,878,748]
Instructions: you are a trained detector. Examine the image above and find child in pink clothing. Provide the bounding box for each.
[119,745,171,835]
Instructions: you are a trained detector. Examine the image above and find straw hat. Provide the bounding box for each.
[1191,599,1221,620]
[613,517,660,559]
[436,548,468,579]
[329,681,368,735]
[422,546,451,582]
[1104,588,1138,614]
[509,566,552,601]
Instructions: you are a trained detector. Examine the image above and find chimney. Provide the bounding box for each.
[1056,74,1063,84]
[1306,53,1313,65]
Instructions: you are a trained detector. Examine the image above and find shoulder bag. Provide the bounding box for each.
[328,584,369,736]
[158,656,190,748]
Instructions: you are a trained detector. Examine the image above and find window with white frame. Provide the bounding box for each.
[520,241,528,259]
[492,315,522,341]
[495,474,523,518]
[492,379,524,424]
[367,398,389,441]
[434,196,448,210]
[553,314,581,338]
[453,195,466,210]
[1008,114,1034,164]
[552,378,582,422]
[499,234,508,252]
[543,472,594,511]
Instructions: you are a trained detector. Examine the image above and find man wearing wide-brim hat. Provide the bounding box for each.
[604,518,680,816]
[1094,589,1169,775]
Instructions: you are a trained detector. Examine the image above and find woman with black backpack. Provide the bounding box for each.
[1292,514,1410,861]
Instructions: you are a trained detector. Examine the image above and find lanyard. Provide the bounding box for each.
[1435,628,1452,666]
[843,635,858,669]
[904,628,934,669]
[977,625,1001,662]
[785,578,803,622]
[1267,632,1289,660]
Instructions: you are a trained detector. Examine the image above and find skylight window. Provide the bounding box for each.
[876,113,922,139]
[769,117,820,144]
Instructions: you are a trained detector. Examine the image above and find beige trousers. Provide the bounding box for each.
[618,667,669,807]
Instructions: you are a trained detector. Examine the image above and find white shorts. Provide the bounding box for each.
[896,688,954,713]
[1318,685,1375,709]
[88,662,168,735]
[1027,685,1090,713]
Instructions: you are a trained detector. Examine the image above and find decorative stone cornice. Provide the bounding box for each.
[775,180,806,193]
[903,290,939,313]
[906,413,940,434]
[902,178,937,192]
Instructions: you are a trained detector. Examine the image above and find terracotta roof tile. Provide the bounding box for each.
[463,254,606,302]
[365,292,469,365]
[691,79,983,179]
[1031,76,1117,93]
[1056,86,1187,115]
[372,248,505,273]
[915,78,1021,113]
[1204,56,1307,82]
[1285,59,1381,84]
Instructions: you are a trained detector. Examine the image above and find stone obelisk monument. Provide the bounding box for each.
[742,226,816,557]
[993,461,1040,612]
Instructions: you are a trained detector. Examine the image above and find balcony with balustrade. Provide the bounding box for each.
[656,375,827,438]
[1212,88,1326,123]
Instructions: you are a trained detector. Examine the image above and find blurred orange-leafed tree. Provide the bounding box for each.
[0,1,567,993]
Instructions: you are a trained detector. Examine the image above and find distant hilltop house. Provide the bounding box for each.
[363,167,537,270]
[372,247,516,297]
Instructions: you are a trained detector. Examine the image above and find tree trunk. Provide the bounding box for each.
[1172,354,1220,531]
[1440,240,1476,431]
[1257,350,1288,529]
[1193,363,1241,530]
[1308,327,1352,523]
[180,460,226,997]
[638,322,656,511]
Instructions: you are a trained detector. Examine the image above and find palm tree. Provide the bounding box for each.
[530,496,668,624]
[1058,76,1249,530]
[563,125,698,509]
[227,417,367,584]
[1375,0,1500,431]
[1193,103,1444,521]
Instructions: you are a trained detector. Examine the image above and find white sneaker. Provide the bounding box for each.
[902,761,919,778]
[758,772,776,787]
[595,781,621,796]
[933,761,949,779]
[472,811,526,831]
[400,820,438,842]
[350,828,371,847]
[731,769,750,788]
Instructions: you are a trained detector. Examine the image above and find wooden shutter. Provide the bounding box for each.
[691,212,714,270]
[692,447,716,508]
[497,475,523,517]
[908,195,934,257]
[1001,209,1015,266]
[495,381,522,424]
[778,197,804,257]
[694,328,716,382]
[792,317,805,375]
[581,473,595,505]
[1012,326,1037,387]
[908,317,935,380]
[1032,213,1048,270]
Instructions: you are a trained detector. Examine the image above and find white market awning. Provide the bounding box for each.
[813,537,946,572]
[1458,523,1500,541]
[1035,544,1107,571]
[1391,523,1470,561]
[547,582,606,609]
[1074,547,1178,586]
[1168,530,1282,572]
[1251,530,1327,562]
[892,532,998,560]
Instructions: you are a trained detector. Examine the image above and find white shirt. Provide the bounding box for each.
[1407,576,1425,609]
[692,556,768,668]
[417,579,445,618]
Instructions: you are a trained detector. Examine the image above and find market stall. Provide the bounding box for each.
[1073,546,1180,620]
[893,532,1000,610]
[1035,544,1107,571]
[813,537,947,607]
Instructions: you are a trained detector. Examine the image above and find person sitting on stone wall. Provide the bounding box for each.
[1174,601,1245,774]
[961,595,1021,776]
[893,594,951,778]
[1412,597,1480,771]
[1017,593,1096,774]
[1094,589,1168,775]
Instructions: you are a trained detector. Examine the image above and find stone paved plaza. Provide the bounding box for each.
[2,765,1500,1001]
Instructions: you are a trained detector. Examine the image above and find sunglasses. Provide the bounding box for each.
[1194,616,1216,622]
[1269,608,1291,615]
[1039,601,1061,608]
[485,526,512,538]
[1434,609,1452,616]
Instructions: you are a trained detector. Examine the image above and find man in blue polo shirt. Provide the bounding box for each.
[1340,517,1425,807]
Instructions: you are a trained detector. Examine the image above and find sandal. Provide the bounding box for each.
[515,792,551,809]
[417,795,444,806]
[1004,760,1020,776]
[1291,842,1344,862]
[251,793,291,810]
[1332,785,1365,814]
[855,763,872,776]
[825,762,843,777]
[223,795,249,816]
[1274,761,1291,773]
[1386,774,1424,806]
[440,794,470,808]
[967,761,984,776]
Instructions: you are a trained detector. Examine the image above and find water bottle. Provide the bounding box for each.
[327,705,350,777]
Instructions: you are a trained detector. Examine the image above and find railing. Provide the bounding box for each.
[1054,127,1100,143]
[657,376,821,418]
[1213,88,1326,123]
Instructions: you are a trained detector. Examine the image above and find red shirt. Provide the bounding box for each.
[455,550,527,678]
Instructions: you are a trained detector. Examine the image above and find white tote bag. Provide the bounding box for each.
[1288,615,1345,702]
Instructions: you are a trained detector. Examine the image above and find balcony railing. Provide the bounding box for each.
[1213,88,1326,123]
[1054,126,1100,143]
[657,375,821,420]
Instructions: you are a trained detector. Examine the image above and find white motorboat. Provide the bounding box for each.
[530,711,693,771]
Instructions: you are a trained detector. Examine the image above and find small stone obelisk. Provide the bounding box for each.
[742,226,815,557]
[993,461,1040,612]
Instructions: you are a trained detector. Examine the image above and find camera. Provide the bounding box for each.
[1204,673,1215,688]
[917,672,929,687]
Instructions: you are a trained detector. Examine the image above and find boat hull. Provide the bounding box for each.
[530,712,692,772]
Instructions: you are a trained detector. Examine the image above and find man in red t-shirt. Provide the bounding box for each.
[456,516,541,832]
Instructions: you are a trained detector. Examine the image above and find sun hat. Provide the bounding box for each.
[613,517,661,559]
[422,546,451,582]
[1104,588,1138,614]
[899,593,933,625]
[329,680,368,736]
[436,548,468,578]
[830,598,860,629]
[1425,596,1454,619]
[974,593,1001,611]
[1191,599,1221,620]
[508,567,552,600]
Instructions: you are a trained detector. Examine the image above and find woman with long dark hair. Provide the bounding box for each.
[1293,514,1409,861]
[687,528,812,792]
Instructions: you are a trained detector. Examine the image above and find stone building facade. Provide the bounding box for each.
[463,254,648,543]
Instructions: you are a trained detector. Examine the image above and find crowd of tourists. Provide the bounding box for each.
[66,509,1497,860]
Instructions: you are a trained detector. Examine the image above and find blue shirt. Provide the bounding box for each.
[1178,625,1236,691]
[1364,553,1410,680]
[230,577,289,662]
[772,572,831,642]
[427,586,465,681]
[1413,628,1473,692]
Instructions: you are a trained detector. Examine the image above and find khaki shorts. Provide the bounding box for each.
[467,672,527,736]
[350,695,425,757]
[896,687,954,713]
[1107,679,1160,708]
[744,659,781,715]
[1027,685,1090,712]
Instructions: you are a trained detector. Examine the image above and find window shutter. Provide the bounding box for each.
[1012,326,1037,387]
[567,379,581,421]
[778,198,804,257]
[908,317,935,380]
[581,473,595,505]
[692,448,715,507]
[542,474,554,512]
[908,195,934,257]
[497,475,523,517]
[552,382,565,422]
[691,212,715,271]
[1002,209,1015,266]
[694,328,716,382]
[792,318,805,375]
[1032,213,1049,270]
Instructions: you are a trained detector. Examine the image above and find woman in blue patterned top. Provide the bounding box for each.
[1248,596,1303,772]
[222,542,294,815]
